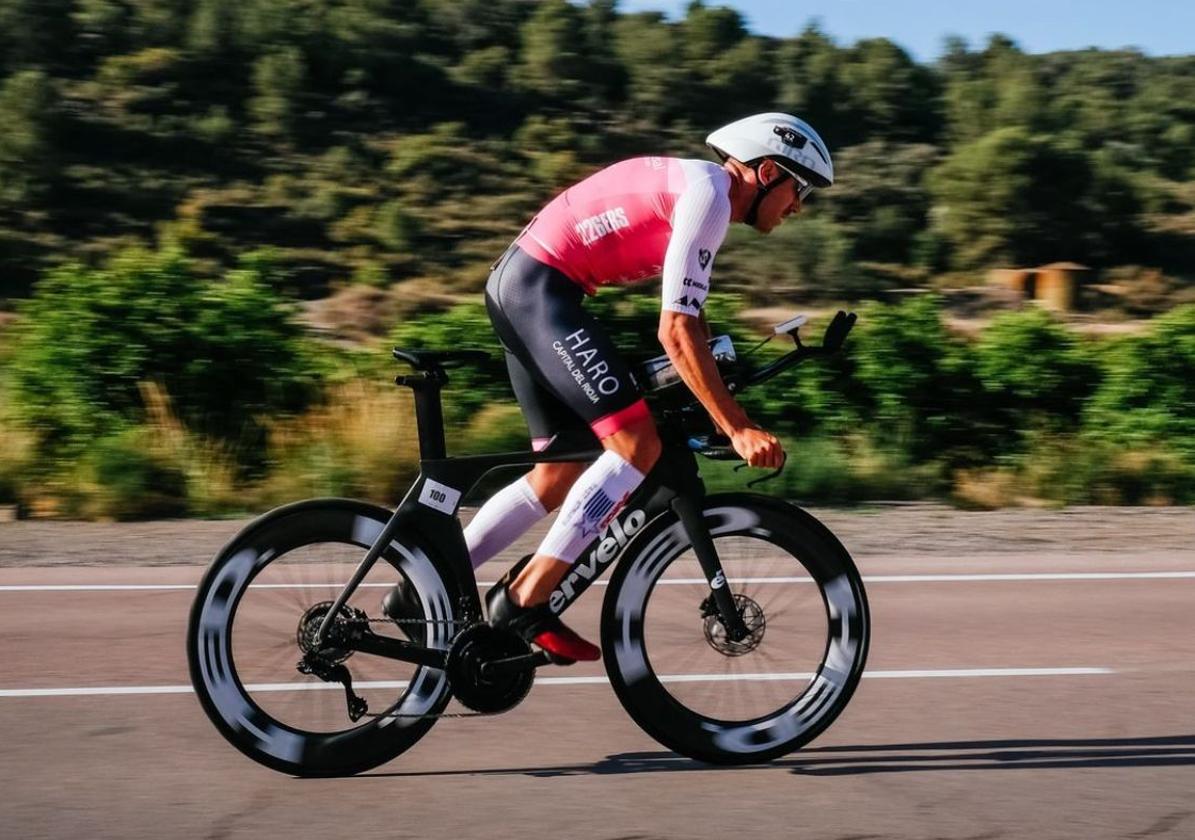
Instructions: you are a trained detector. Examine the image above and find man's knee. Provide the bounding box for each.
[602,419,661,475]
[526,462,587,512]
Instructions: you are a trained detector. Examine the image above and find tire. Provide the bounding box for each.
[187,498,457,777]
[601,493,869,765]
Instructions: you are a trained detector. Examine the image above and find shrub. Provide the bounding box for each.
[973,307,1098,444]
[1084,305,1195,458]
[842,295,989,464]
[83,427,189,520]
[6,246,320,462]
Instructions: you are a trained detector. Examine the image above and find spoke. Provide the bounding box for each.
[240,639,304,681]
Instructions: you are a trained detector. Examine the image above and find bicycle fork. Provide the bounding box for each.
[670,493,752,642]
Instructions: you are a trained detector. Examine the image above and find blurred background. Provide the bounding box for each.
[1,0,1193,520]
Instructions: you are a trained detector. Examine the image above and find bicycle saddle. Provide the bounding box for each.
[391,347,492,371]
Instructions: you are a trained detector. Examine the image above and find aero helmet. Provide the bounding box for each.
[707,113,833,224]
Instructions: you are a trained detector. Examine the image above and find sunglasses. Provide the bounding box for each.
[793,173,814,202]
[767,160,814,202]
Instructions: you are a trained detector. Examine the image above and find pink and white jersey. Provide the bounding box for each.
[516,157,732,316]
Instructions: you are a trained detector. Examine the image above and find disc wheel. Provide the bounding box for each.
[601,493,869,765]
[187,498,458,777]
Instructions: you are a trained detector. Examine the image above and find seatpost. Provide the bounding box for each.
[396,369,447,460]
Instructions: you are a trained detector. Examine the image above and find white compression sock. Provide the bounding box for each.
[536,450,646,565]
[464,475,548,569]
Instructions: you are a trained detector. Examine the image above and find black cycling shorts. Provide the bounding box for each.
[485,245,648,449]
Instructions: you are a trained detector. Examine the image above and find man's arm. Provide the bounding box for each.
[658,310,783,468]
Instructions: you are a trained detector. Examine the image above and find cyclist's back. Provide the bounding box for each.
[518,156,731,306]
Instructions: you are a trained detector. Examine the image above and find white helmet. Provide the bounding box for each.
[706,112,834,189]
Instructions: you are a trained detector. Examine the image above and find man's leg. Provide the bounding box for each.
[463,461,585,568]
[508,413,662,610]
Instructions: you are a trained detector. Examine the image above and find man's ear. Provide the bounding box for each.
[757,158,784,187]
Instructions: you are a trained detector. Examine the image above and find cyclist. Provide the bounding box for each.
[386,113,833,662]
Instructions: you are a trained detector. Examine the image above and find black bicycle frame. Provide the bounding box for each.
[314,367,746,652]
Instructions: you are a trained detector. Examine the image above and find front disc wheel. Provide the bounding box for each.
[602,495,869,765]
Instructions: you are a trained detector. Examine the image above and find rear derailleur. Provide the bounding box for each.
[295,600,371,721]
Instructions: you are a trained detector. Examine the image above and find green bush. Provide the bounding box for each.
[7,246,319,461]
[389,300,513,425]
[974,307,1099,446]
[841,295,989,464]
[85,428,188,520]
[1084,304,1195,457]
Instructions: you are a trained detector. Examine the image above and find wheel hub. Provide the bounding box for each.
[702,593,766,656]
[445,624,535,714]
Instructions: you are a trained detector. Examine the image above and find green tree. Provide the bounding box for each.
[249,48,306,137]
[822,141,939,264]
[0,0,75,73]
[777,24,846,144]
[0,70,57,205]
[512,0,592,101]
[929,127,1125,268]
[612,12,693,125]
[838,38,940,144]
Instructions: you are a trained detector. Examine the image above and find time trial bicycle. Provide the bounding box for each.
[187,311,869,776]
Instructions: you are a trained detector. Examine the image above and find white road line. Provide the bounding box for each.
[4,572,1195,592]
[0,667,1115,699]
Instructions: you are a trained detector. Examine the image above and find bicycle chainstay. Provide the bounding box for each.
[352,615,514,720]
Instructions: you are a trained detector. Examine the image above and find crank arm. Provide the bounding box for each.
[479,650,553,680]
[343,630,448,668]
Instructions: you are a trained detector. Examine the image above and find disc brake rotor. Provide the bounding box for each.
[702,593,766,656]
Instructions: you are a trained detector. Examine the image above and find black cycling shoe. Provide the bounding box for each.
[486,582,601,664]
[381,578,426,646]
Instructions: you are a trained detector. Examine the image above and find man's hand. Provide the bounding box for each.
[728,426,785,469]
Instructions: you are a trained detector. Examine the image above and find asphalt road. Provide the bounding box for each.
[2,505,1194,840]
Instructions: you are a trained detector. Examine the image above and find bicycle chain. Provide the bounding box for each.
[355,615,506,719]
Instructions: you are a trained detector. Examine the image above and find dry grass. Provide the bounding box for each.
[255,379,421,507]
[952,468,1031,509]
[138,382,242,515]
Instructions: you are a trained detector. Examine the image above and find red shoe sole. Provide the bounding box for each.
[533,629,601,662]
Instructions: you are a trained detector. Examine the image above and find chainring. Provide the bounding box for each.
[445,624,535,714]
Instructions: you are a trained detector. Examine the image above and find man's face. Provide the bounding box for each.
[752,163,802,233]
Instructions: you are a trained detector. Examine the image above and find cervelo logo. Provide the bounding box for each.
[710,570,727,590]
[575,207,629,246]
[549,507,647,614]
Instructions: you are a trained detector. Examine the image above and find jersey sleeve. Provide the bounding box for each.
[661,169,732,317]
